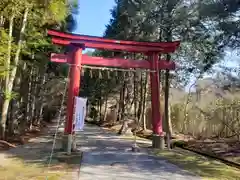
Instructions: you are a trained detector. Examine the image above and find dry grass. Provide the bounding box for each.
[227,156,240,164]
[154,148,240,180]
[0,155,68,180]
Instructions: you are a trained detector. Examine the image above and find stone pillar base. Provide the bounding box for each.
[53,151,83,164]
[61,134,77,154]
[152,134,165,150]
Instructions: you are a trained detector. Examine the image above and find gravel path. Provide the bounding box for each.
[76,125,201,180]
[1,123,201,180]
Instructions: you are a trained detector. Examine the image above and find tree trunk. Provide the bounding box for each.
[117,72,126,121]
[120,82,126,120]
[27,66,33,130]
[141,72,148,130]
[1,8,29,138]
[8,98,14,136]
[164,1,175,149]
[0,14,14,139]
[164,54,172,149]
[98,97,101,123]
[35,69,47,125]
[1,99,10,138]
[8,68,22,136]
[20,65,33,133]
[137,72,143,122]
[0,15,5,27]
[133,72,138,118]
[30,67,37,129]
[36,74,46,125]
[31,83,37,126]
[102,94,108,124]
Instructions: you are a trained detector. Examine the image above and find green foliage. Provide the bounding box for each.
[198,0,240,50]
[2,89,19,100]
[47,0,68,22]
[0,0,71,137]
[0,29,8,76]
[98,0,230,87]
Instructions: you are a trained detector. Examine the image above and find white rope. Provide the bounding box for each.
[44,62,152,178]
[82,65,157,73]
[67,63,157,73]
[45,69,70,180]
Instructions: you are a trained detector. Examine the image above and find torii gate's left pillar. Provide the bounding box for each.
[62,46,83,154]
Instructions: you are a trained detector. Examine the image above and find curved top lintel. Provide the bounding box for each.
[48,29,180,52]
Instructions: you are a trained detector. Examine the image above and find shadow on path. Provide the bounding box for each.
[2,124,201,180]
[75,125,201,180]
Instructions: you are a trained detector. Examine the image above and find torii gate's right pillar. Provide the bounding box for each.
[149,52,165,149]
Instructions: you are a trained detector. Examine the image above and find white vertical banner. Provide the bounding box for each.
[74,96,87,131]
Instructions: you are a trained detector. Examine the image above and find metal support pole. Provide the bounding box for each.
[149,52,164,149]
[63,47,82,153]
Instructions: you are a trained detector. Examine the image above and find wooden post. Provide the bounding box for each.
[149,52,164,149]
[63,46,82,154]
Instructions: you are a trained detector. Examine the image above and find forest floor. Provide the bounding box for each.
[0,121,51,151]
[186,139,240,164]
[105,124,240,180]
[0,122,81,180]
[110,125,240,165]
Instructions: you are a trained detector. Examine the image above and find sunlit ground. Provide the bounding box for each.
[106,125,240,180]
[0,156,70,180]
[154,148,240,180]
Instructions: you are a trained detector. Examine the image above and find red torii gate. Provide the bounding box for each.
[48,29,180,150]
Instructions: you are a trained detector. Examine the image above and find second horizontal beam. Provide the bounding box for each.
[51,53,176,70]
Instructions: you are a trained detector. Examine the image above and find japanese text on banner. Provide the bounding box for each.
[74,97,87,131]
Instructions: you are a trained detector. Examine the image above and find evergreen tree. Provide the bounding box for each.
[0,0,69,138]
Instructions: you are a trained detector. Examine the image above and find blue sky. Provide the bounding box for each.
[72,0,115,36]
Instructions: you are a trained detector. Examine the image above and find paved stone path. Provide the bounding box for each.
[76,125,201,180]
